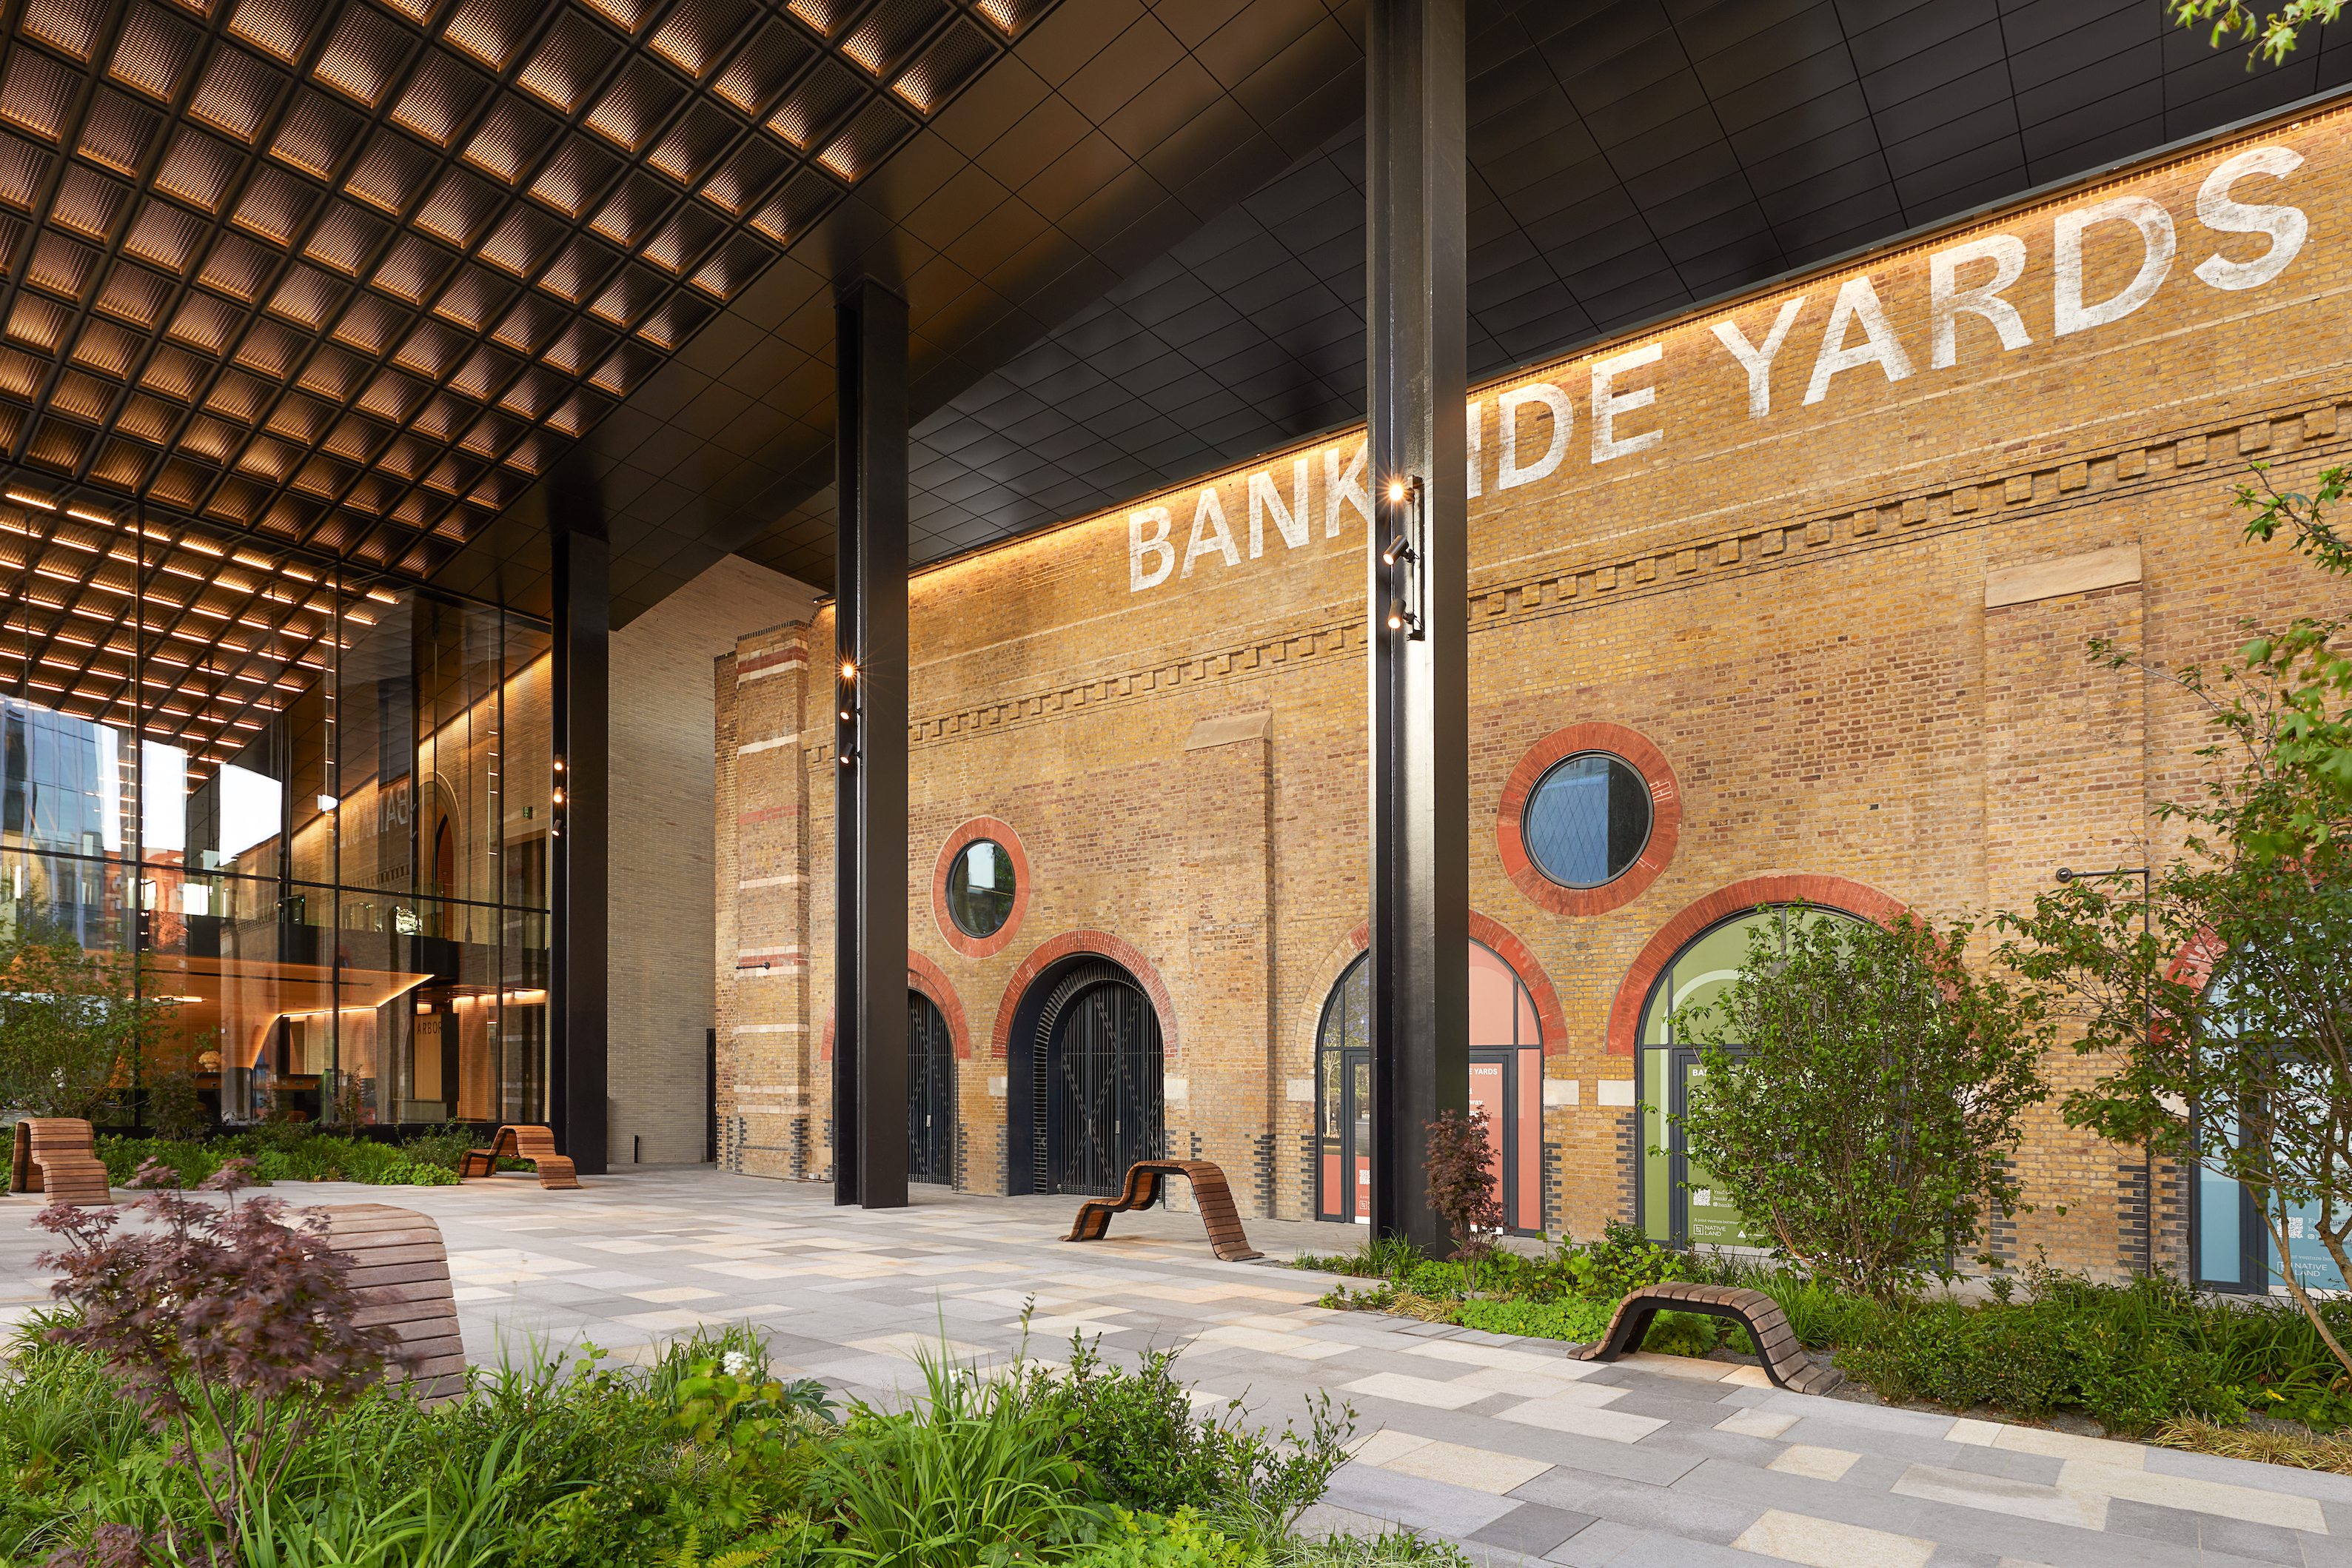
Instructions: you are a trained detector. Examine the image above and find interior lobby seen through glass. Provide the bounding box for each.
[1525,752,1652,888]
[948,839,1016,937]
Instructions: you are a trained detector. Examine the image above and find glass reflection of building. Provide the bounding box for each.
[0,494,552,1130]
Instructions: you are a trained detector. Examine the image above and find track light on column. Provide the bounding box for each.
[1382,475,1427,641]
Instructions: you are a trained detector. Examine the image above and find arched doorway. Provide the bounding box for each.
[1315,939,1546,1233]
[907,991,954,1186]
[1032,962,1163,1196]
[1635,902,1865,1248]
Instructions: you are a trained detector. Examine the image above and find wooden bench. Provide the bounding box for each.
[322,1204,466,1403]
[457,1125,580,1189]
[1568,1281,1844,1395]
[1065,1159,1263,1262]
[8,1119,111,1205]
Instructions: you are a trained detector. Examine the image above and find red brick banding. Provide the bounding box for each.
[991,930,1179,1062]
[1309,911,1567,1056]
[933,816,1031,959]
[820,951,971,1062]
[1604,874,1907,1057]
[1498,723,1681,917]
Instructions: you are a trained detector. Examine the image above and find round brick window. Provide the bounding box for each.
[1498,723,1679,918]
[1524,751,1652,888]
[932,817,1031,959]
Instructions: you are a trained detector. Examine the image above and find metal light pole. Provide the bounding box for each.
[1365,0,1468,1255]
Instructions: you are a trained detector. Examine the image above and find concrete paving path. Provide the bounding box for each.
[2,1167,2339,1567]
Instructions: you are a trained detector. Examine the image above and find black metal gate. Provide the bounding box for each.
[1033,963,1162,1196]
[907,991,954,1185]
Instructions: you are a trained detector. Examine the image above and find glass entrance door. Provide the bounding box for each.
[1644,1047,1758,1248]
[907,991,954,1186]
[1316,939,1547,1230]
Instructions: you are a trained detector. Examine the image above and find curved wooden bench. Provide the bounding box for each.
[457,1124,579,1189]
[9,1119,111,1205]
[323,1204,466,1404]
[1569,1281,1843,1395]
[1065,1159,1262,1262]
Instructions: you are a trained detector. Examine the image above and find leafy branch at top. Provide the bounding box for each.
[2170,0,2349,65]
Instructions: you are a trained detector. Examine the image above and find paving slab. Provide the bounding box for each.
[3,1168,2341,1568]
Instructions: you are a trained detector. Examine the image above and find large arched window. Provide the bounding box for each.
[1316,939,1545,1233]
[1636,904,1863,1248]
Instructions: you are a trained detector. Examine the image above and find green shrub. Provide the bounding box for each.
[1644,1310,1726,1358]
[1837,1290,2247,1433]
[1452,1297,1613,1343]
[811,1350,1096,1568]
[1555,1221,1692,1301]
[1291,1234,1422,1279]
[99,1132,484,1189]
[1071,1509,1250,1568]
[401,1126,482,1173]
[1273,1530,1472,1568]
[1033,1333,1353,1543]
[1398,1259,1467,1299]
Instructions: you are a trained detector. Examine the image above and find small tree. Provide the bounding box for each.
[1673,909,2053,1304]
[0,936,176,1123]
[1422,1106,1504,1272]
[1997,593,2352,1376]
[35,1159,410,1563]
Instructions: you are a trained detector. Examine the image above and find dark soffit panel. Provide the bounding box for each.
[432,0,1371,622]
[741,0,2352,592]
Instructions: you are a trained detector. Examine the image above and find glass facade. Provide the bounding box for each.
[0,493,552,1130]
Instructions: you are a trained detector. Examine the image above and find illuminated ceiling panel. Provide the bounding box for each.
[0,0,1045,594]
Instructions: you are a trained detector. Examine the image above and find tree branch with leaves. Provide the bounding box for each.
[2171,0,2349,65]
[1997,463,2352,1373]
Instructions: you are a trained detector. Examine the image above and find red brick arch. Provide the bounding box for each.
[818,951,973,1061]
[1303,911,1569,1057]
[1604,873,1907,1057]
[933,817,1031,959]
[991,930,1179,1061]
[1498,722,1681,917]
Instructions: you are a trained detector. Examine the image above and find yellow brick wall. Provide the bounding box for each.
[714,101,2352,1277]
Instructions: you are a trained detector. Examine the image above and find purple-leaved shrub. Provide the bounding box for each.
[1423,1107,1506,1264]
[33,1157,414,1564]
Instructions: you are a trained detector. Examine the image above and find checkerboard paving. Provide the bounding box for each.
[5,1168,2342,1567]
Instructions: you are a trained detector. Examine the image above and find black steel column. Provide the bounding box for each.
[834,278,909,1210]
[550,517,609,1174]
[1367,0,1468,1255]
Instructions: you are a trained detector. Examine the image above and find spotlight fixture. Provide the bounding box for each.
[1381,474,1427,641]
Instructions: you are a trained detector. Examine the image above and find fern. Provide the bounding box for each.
[660,1524,773,1568]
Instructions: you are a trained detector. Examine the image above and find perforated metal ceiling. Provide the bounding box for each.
[0,0,1057,623]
